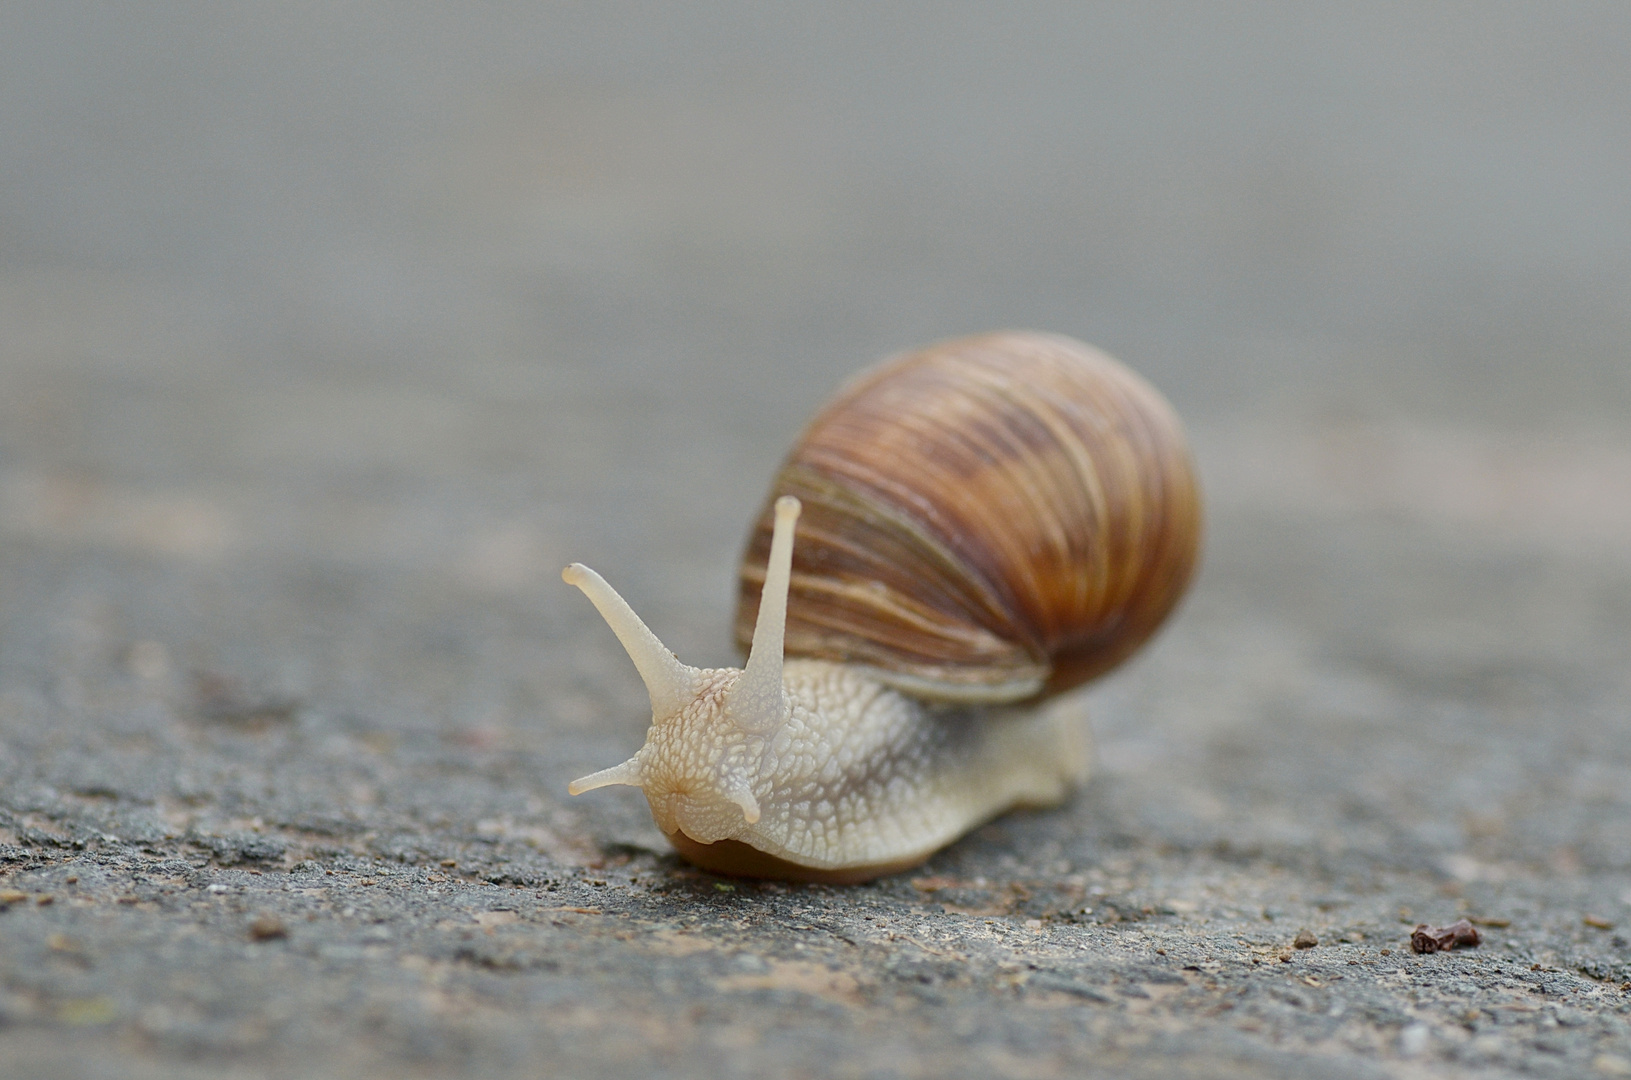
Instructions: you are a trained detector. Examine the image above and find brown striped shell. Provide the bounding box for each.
[734,331,1202,703]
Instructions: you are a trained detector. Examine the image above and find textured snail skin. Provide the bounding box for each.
[628,659,1085,882]
[565,333,1200,882]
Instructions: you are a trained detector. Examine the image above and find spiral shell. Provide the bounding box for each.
[735,331,1202,702]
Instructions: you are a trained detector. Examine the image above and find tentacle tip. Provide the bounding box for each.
[773,495,801,521]
[568,758,643,796]
[729,787,762,825]
[561,563,588,586]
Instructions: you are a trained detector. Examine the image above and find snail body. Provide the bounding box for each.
[566,332,1201,882]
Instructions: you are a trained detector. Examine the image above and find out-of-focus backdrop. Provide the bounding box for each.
[1,6,1628,1079]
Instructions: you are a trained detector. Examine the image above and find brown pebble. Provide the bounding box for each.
[440,859,458,868]
[1583,915,1616,930]
[35,895,54,906]
[910,876,955,892]
[1410,919,1481,954]
[0,889,27,905]
[1293,929,1318,949]
[65,875,79,885]
[249,915,288,941]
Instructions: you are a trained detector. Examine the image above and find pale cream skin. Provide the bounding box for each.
[564,497,1090,875]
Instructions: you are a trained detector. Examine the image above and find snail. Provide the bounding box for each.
[564,331,1201,882]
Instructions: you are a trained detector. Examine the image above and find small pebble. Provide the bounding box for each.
[1293,929,1318,949]
[1583,915,1615,930]
[1411,919,1481,954]
[249,915,288,941]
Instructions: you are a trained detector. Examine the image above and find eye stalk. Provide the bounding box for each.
[723,495,799,735]
[559,562,699,723]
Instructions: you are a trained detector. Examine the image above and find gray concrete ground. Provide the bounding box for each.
[1,6,1629,1078]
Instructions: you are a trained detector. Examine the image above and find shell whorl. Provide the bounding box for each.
[735,331,1202,703]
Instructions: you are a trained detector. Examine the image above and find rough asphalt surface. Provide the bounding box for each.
[2,7,1629,1079]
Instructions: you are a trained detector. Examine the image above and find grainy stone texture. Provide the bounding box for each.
[2,6,1630,1079]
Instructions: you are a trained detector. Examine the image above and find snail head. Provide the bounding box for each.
[562,497,801,843]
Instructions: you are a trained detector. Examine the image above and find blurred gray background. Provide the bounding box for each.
[1,5,1628,1079]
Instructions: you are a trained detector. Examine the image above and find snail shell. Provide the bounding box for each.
[736,331,1202,704]
[564,331,1201,882]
